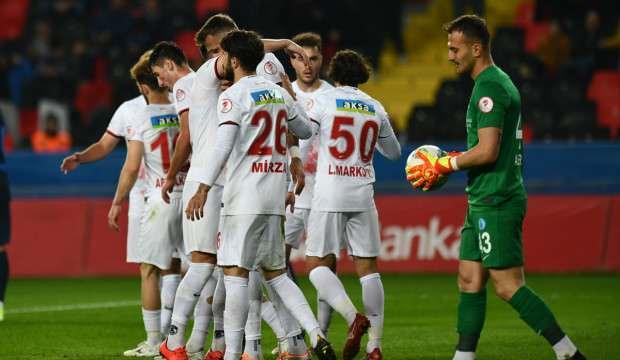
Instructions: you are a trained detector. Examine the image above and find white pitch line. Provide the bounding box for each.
[6,300,141,314]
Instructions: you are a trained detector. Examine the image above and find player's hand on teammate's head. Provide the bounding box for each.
[279,73,297,101]
[107,204,122,231]
[289,157,305,195]
[285,191,295,213]
[161,177,175,204]
[285,41,309,67]
[60,153,80,174]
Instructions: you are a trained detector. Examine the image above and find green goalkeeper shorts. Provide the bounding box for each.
[460,197,526,268]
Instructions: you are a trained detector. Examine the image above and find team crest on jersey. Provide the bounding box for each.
[176,88,186,102]
[478,96,493,113]
[336,99,375,115]
[263,61,276,75]
[305,98,314,111]
[220,98,232,113]
[150,114,179,129]
[251,89,285,105]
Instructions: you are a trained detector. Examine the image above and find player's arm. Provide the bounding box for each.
[376,113,401,161]
[162,110,190,203]
[185,123,238,221]
[430,82,508,175]
[108,140,143,230]
[60,132,120,173]
[262,39,309,65]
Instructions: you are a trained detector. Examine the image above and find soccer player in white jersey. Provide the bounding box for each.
[157,14,312,360]
[183,30,336,360]
[107,54,186,357]
[60,51,182,357]
[287,31,336,340]
[147,41,218,360]
[304,50,401,360]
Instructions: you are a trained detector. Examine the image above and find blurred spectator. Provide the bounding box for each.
[537,20,571,74]
[31,113,71,153]
[567,11,603,77]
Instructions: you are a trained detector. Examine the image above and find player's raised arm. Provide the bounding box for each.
[262,38,309,65]
[108,140,144,230]
[60,132,120,174]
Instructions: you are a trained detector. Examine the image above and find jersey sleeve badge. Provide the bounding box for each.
[220,98,232,113]
[263,61,276,75]
[176,88,186,102]
[478,96,494,113]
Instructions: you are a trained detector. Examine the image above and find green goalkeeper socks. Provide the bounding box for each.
[456,289,487,351]
[508,286,565,345]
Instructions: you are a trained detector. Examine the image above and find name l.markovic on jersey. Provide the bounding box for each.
[327,164,373,177]
[154,173,186,188]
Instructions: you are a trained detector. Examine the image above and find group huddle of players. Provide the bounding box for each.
[61,12,400,360]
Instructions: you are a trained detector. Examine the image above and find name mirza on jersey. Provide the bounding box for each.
[327,164,373,177]
[150,114,180,129]
[336,99,375,115]
[251,89,285,106]
[251,160,287,173]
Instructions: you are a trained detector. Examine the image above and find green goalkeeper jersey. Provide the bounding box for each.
[465,65,526,207]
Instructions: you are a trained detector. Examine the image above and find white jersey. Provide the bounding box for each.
[307,86,395,212]
[106,96,147,195]
[186,53,286,186]
[128,103,185,198]
[173,72,196,115]
[291,80,333,209]
[217,75,301,215]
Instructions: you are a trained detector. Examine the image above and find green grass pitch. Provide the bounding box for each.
[1,274,618,359]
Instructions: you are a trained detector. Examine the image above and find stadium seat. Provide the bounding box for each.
[556,103,599,140]
[525,107,555,141]
[493,27,525,58]
[549,78,585,109]
[195,0,228,21]
[0,0,29,40]
[596,98,620,140]
[74,80,112,123]
[19,108,37,139]
[524,22,551,53]
[515,0,535,28]
[435,79,470,110]
[407,105,438,141]
[587,71,620,103]
[175,30,202,63]
[520,79,546,108]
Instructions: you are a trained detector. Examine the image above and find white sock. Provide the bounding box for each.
[266,273,324,348]
[160,274,181,335]
[261,299,286,341]
[287,332,309,356]
[168,262,215,350]
[243,339,262,360]
[317,294,334,338]
[453,350,476,360]
[245,271,262,341]
[142,308,162,346]
[223,275,249,360]
[186,274,217,353]
[309,266,357,326]
[262,276,302,339]
[361,273,384,353]
[552,335,577,359]
[211,270,226,352]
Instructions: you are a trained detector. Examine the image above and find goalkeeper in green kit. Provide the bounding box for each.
[406,15,586,360]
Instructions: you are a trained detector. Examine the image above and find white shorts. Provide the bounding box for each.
[218,214,286,271]
[284,207,310,249]
[306,209,380,259]
[182,181,222,255]
[137,195,184,270]
[126,188,146,264]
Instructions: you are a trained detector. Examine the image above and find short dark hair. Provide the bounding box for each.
[131,50,164,91]
[148,41,188,68]
[220,30,264,72]
[194,13,238,47]
[327,50,371,87]
[442,15,490,48]
[291,32,322,52]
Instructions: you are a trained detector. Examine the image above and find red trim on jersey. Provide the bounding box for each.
[219,121,239,127]
[178,108,189,116]
[106,129,123,139]
[214,56,224,80]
